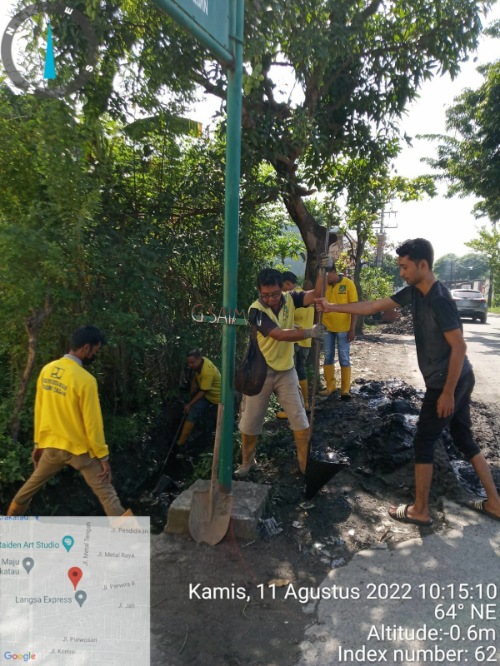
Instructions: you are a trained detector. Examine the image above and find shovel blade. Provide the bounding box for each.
[304,459,348,499]
[188,488,233,546]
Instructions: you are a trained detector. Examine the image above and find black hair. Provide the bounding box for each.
[396,238,434,269]
[70,325,107,350]
[281,271,298,284]
[257,268,283,289]
[186,348,202,359]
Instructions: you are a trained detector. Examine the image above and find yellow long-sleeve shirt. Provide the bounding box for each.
[34,356,109,459]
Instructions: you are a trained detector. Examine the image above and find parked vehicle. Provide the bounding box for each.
[451,289,488,323]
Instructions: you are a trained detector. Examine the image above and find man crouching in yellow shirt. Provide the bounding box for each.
[177,349,221,446]
[7,326,126,517]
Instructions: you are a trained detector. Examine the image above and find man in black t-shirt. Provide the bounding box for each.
[316,238,500,526]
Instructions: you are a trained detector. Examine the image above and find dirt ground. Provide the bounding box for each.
[149,330,500,666]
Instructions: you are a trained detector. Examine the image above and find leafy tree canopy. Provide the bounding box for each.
[434,251,490,283]
[423,57,500,222]
[22,0,492,259]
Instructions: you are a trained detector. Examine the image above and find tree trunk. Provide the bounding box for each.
[282,191,327,281]
[10,298,52,443]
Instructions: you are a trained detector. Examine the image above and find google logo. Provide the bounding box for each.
[3,653,36,662]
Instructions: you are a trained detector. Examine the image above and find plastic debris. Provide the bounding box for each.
[330,558,346,568]
[258,517,283,539]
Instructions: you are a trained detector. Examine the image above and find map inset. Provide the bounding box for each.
[0,515,150,665]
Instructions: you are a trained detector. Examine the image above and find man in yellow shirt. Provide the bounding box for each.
[321,263,358,399]
[7,326,126,517]
[236,266,329,477]
[275,272,315,418]
[177,349,221,446]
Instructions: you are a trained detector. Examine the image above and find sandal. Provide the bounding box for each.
[388,504,433,527]
[467,500,500,522]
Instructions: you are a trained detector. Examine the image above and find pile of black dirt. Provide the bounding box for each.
[309,378,496,499]
[382,307,414,335]
[17,377,498,535]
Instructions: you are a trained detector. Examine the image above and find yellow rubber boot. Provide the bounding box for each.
[276,409,287,419]
[7,501,27,516]
[340,366,352,400]
[110,508,139,529]
[319,364,336,395]
[176,421,194,446]
[234,434,258,477]
[299,380,309,410]
[293,428,310,474]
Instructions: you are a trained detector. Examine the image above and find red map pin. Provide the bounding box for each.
[68,566,83,590]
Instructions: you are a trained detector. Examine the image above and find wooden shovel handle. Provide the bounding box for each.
[208,403,224,522]
[308,224,330,438]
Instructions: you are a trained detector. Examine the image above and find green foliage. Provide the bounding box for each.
[434,252,489,284]
[424,59,500,222]
[105,413,153,453]
[465,225,500,306]
[0,0,492,489]
[0,85,298,476]
[188,452,215,483]
[0,434,31,486]
[27,0,487,271]
[274,230,307,264]
[359,267,394,301]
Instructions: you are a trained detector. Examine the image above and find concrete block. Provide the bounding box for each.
[165,480,270,541]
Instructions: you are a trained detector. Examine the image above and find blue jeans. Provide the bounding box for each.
[294,345,310,381]
[187,397,213,424]
[323,331,350,367]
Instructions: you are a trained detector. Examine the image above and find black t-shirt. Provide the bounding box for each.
[391,281,472,389]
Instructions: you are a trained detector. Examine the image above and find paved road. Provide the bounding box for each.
[461,313,500,409]
[297,501,500,666]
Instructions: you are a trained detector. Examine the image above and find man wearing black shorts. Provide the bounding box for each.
[316,238,500,525]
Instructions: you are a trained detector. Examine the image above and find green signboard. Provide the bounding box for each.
[154,0,232,63]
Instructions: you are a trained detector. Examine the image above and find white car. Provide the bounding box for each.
[451,289,488,324]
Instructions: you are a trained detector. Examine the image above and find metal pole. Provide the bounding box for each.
[219,0,244,492]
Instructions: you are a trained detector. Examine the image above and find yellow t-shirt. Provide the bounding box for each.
[322,276,358,333]
[293,288,315,349]
[250,291,297,371]
[196,357,221,404]
[35,357,109,459]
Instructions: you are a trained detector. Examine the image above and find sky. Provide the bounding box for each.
[1,2,499,262]
[377,5,500,260]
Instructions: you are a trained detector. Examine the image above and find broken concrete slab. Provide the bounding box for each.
[165,480,270,541]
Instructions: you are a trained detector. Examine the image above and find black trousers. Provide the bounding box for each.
[413,371,481,464]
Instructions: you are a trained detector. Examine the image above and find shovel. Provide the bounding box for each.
[305,225,349,498]
[188,404,232,545]
[151,415,186,495]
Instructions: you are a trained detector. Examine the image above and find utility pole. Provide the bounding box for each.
[374,206,397,267]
